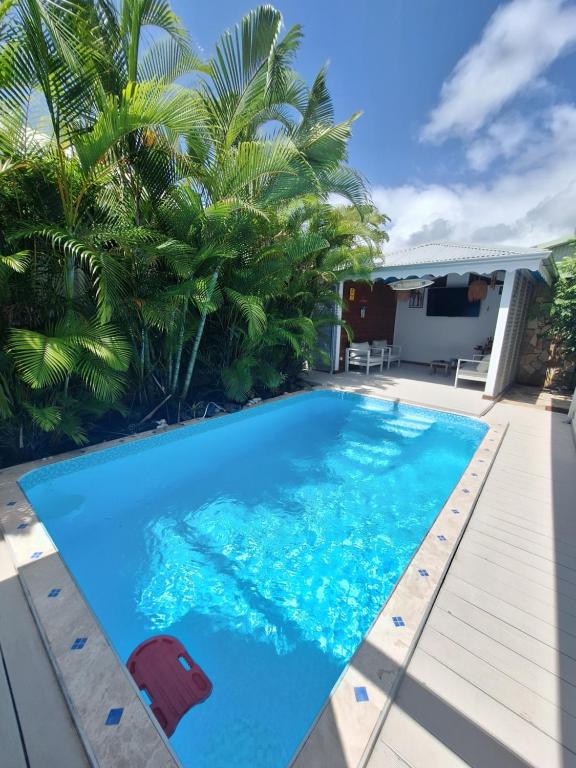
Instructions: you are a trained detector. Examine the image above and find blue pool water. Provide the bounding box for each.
[21,391,486,767]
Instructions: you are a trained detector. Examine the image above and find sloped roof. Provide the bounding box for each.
[536,235,575,249]
[375,241,550,268]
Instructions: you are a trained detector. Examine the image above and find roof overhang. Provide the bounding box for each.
[370,251,555,286]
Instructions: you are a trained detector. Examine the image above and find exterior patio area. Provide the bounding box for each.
[306,364,492,417]
[325,242,558,404]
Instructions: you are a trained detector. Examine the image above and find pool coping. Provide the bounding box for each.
[0,388,506,768]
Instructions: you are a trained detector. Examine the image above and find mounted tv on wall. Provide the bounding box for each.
[426,287,481,317]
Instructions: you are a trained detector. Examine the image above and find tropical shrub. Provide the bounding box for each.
[0,0,386,464]
[550,250,576,356]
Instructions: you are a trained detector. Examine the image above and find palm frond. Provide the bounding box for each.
[23,402,62,430]
[221,355,255,402]
[225,288,267,338]
[0,250,29,272]
[7,328,77,388]
[138,36,205,83]
[76,352,126,400]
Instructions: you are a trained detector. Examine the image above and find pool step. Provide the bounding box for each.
[355,416,435,441]
[379,422,433,439]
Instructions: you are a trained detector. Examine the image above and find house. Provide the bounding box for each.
[537,234,575,262]
[327,241,556,399]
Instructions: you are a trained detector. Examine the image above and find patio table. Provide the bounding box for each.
[429,359,450,375]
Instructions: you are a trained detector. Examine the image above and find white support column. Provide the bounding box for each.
[332,282,344,372]
[484,269,516,398]
[568,386,576,422]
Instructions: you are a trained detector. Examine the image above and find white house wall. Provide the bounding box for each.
[393,274,502,363]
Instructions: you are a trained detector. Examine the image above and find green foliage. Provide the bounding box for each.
[550,250,576,356]
[0,0,388,463]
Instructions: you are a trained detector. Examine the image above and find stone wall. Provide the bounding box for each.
[517,283,575,389]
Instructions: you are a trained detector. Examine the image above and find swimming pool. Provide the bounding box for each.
[20,391,487,768]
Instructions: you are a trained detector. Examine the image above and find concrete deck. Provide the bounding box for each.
[368,401,576,767]
[306,364,490,417]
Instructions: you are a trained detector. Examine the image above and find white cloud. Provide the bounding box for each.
[466,114,532,171]
[422,0,576,141]
[373,103,576,249]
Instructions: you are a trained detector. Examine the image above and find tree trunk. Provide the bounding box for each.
[171,309,186,393]
[180,270,219,400]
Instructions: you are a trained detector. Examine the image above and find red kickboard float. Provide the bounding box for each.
[127,635,212,737]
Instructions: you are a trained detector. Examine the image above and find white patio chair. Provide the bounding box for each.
[345,342,384,374]
[454,354,491,388]
[372,340,402,370]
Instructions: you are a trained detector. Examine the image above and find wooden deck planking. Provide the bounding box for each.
[369,403,576,767]
[448,559,576,627]
[418,627,576,751]
[370,705,472,768]
[437,580,572,656]
[456,540,576,598]
[0,534,90,768]
[432,590,576,686]
[471,513,576,554]
[426,606,576,716]
[0,645,27,768]
[461,530,576,583]
[466,523,576,570]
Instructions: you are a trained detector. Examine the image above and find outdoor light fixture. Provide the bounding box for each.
[389,278,435,291]
[468,279,488,302]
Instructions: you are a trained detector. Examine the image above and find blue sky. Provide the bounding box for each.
[172,0,576,249]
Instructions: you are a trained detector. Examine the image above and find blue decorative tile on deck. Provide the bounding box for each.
[418,569,429,577]
[392,616,405,627]
[105,708,124,725]
[30,551,42,559]
[354,686,369,702]
[70,637,88,650]
[437,535,447,542]
[48,588,61,597]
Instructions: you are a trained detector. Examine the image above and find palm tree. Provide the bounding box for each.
[209,200,388,401]
[0,1,387,458]
[164,6,370,399]
[0,0,203,446]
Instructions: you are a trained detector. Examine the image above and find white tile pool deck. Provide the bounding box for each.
[0,382,574,767]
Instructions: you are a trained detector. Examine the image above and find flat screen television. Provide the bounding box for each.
[426,287,481,317]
